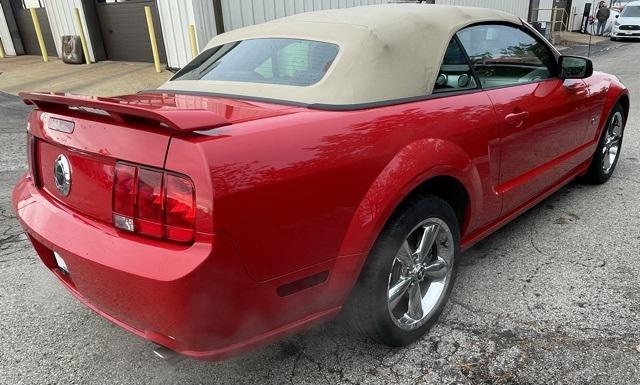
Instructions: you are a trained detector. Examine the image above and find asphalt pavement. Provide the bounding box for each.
[1,41,639,385]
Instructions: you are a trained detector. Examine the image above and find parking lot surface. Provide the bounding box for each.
[1,42,639,385]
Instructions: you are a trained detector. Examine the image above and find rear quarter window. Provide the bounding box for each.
[172,38,339,87]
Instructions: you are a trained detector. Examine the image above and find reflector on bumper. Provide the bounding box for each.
[53,251,69,274]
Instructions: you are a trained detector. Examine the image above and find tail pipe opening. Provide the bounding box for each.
[153,345,185,364]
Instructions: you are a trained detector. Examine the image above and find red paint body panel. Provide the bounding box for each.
[176,92,501,282]
[37,140,115,222]
[488,79,592,213]
[13,73,629,359]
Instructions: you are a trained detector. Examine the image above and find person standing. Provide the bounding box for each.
[596,1,611,36]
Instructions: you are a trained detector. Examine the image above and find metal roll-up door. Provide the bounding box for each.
[95,0,166,63]
[10,0,57,56]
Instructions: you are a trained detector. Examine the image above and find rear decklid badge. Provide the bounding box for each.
[48,117,75,134]
[54,154,72,196]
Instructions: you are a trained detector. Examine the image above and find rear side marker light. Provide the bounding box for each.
[112,162,196,243]
[27,133,37,183]
[276,271,330,297]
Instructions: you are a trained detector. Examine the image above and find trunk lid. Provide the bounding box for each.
[22,91,297,224]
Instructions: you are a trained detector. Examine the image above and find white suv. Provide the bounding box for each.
[612,0,640,40]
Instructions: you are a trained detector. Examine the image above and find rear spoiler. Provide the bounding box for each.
[19,92,231,133]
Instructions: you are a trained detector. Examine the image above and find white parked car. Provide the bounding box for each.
[611,0,640,40]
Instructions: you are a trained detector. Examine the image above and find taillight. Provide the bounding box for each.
[113,164,137,218]
[136,168,163,238]
[165,174,196,242]
[112,162,196,243]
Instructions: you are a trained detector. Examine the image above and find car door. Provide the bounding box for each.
[430,38,503,233]
[457,24,591,215]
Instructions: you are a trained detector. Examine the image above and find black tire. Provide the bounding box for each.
[583,103,626,184]
[343,195,460,347]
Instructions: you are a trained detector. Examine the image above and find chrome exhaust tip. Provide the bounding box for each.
[153,345,185,364]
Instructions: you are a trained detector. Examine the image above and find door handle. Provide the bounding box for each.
[505,111,529,127]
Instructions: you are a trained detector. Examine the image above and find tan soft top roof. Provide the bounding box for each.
[160,4,522,106]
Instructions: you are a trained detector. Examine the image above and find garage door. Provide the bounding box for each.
[95,0,166,63]
[10,0,57,57]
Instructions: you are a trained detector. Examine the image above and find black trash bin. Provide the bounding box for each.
[61,35,84,64]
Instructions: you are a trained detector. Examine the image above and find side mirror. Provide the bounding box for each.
[559,55,594,80]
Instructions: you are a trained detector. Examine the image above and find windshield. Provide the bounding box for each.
[171,38,339,87]
[621,5,640,17]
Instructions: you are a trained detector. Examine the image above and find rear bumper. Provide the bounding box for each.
[12,175,344,360]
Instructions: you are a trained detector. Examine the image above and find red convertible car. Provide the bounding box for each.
[13,5,629,360]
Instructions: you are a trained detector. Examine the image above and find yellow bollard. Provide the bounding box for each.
[30,8,49,62]
[188,24,199,58]
[144,6,162,73]
[74,8,91,64]
[0,38,5,59]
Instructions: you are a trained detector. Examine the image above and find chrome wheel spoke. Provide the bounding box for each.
[611,114,623,138]
[395,240,414,268]
[416,224,439,263]
[423,257,448,280]
[388,276,413,310]
[612,126,623,138]
[603,148,612,170]
[407,281,423,320]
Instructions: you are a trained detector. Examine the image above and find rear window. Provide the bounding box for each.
[621,5,640,17]
[171,38,339,87]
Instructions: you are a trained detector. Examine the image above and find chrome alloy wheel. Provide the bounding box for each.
[602,111,624,174]
[387,218,454,330]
